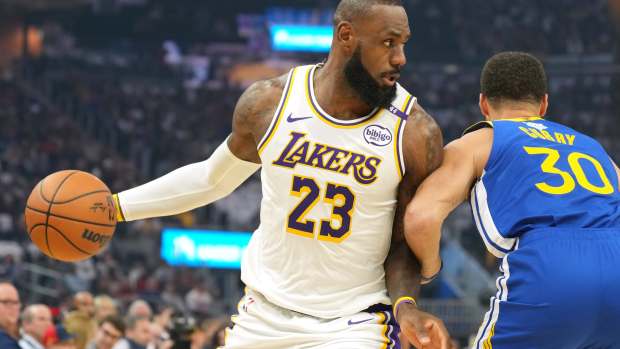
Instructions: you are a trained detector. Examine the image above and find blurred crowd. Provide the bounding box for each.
[0,281,229,349]
[407,0,613,60]
[60,0,614,62]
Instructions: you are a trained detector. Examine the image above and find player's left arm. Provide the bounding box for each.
[403,129,488,280]
[384,100,450,348]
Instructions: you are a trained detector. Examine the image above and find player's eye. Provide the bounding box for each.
[383,39,394,48]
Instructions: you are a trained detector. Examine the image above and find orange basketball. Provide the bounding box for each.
[24,170,117,262]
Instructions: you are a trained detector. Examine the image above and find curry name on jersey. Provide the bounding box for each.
[468,117,620,257]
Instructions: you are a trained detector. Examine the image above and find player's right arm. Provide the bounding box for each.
[114,76,287,221]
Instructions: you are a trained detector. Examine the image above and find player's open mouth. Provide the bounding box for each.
[382,73,399,86]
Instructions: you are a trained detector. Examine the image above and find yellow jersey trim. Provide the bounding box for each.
[305,66,382,129]
[501,116,543,122]
[257,67,298,155]
[393,94,412,178]
[463,120,494,136]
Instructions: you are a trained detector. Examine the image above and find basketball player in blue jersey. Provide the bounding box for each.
[405,51,620,349]
[111,1,453,348]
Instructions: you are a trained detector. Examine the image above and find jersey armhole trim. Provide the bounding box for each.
[257,67,297,154]
[395,94,414,177]
[463,120,493,136]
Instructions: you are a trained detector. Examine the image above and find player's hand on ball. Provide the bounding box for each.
[397,303,453,349]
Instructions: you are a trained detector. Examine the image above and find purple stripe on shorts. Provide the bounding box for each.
[365,304,400,349]
[385,310,401,349]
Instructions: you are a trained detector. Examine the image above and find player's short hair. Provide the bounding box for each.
[480,51,548,107]
[334,0,403,25]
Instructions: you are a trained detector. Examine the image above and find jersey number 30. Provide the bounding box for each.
[287,175,355,243]
[524,146,615,195]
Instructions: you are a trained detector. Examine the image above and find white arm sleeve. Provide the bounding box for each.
[116,139,261,221]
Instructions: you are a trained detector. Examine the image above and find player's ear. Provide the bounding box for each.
[479,94,491,120]
[336,21,356,55]
[539,94,549,117]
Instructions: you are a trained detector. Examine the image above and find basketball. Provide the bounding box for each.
[24,170,117,262]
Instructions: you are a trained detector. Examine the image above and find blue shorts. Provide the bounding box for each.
[473,228,620,349]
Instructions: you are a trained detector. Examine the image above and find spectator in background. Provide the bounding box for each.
[184,283,213,317]
[0,255,18,281]
[147,321,172,349]
[85,316,125,349]
[94,295,118,323]
[0,282,21,349]
[19,304,53,349]
[43,325,77,349]
[127,300,152,319]
[74,292,96,318]
[64,292,97,349]
[113,316,151,349]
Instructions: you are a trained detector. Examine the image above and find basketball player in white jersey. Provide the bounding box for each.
[112,1,451,348]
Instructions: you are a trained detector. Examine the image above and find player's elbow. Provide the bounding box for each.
[403,201,442,242]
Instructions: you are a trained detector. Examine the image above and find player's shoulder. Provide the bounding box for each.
[402,99,442,147]
[238,73,289,111]
[233,73,289,127]
[400,100,443,177]
[446,123,493,177]
[450,123,493,155]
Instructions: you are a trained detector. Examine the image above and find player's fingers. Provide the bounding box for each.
[409,319,432,346]
[401,324,425,348]
[425,320,450,349]
[403,329,423,348]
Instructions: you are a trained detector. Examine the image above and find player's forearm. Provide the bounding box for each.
[385,242,421,303]
[403,205,443,280]
[115,140,260,221]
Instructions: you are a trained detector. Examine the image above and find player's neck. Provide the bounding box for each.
[313,61,376,120]
[488,108,542,121]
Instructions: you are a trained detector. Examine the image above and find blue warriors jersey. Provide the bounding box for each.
[467,117,620,257]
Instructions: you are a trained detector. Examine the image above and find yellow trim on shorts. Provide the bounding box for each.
[257,67,297,155]
[483,322,496,349]
[376,312,389,349]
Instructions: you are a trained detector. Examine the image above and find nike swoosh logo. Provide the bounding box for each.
[286,113,313,123]
[347,317,374,326]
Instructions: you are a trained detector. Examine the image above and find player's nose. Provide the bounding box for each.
[390,45,406,69]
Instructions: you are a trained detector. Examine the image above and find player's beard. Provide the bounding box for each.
[344,46,397,109]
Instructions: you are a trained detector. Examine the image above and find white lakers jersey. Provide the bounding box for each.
[241,64,415,319]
